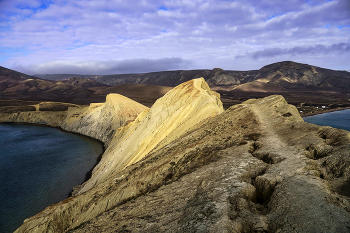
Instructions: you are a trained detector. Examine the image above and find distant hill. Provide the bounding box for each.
[35,69,258,87]
[0,67,173,108]
[225,61,350,106]
[34,73,99,81]
[245,61,350,90]
[4,61,350,108]
[34,61,350,90]
[0,66,106,105]
[0,66,37,81]
[64,77,108,88]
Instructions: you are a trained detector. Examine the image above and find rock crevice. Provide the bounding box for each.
[0,78,349,233]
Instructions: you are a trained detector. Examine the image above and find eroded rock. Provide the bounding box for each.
[1,78,349,233]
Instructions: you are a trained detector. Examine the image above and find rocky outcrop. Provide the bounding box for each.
[70,95,350,233]
[0,110,68,127]
[1,78,224,232]
[1,78,349,232]
[62,94,148,146]
[36,102,80,111]
[76,78,224,193]
[0,94,148,145]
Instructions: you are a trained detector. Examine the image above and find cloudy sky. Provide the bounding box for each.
[0,0,349,75]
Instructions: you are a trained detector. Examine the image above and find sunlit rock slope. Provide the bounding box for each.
[61,93,148,146]
[0,78,349,232]
[76,78,224,193]
[1,78,225,232]
[0,93,148,146]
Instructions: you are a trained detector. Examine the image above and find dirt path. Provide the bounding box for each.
[248,97,308,181]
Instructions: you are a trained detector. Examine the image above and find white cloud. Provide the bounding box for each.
[13,57,192,75]
[0,0,349,73]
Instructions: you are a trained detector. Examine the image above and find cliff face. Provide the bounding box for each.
[71,95,350,233]
[76,78,224,193]
[0,94,148,147]
[0,110,68,127]
[73,94,349,233]
[1,78,349,232]
[62,94,148,146]
[0,78,225,232]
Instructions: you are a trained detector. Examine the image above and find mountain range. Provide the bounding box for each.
[1,61,350,111]
[34,61,350,90]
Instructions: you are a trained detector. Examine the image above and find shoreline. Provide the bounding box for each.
[300,106,350,117]
[1,104,348,198]
[0,121,106,194]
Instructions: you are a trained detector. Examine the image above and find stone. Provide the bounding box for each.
[1,78,349,233]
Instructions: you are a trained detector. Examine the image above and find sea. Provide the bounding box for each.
[303,109,350,132]
[0,124,103,233]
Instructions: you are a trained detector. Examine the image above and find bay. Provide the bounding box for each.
[0,124,103,233]
[303,109,350,132]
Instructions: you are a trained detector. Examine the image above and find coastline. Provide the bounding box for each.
[0,122,106,233]
[0,122,106,190]
[300,106,350,117]
[3,92,350,232]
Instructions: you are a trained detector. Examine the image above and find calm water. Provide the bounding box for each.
[0,124,103,233]
[303,109,350,132]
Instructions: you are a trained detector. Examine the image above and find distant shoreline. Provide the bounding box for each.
[301,106,350,117]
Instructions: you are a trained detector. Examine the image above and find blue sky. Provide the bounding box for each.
[0,0,349,74]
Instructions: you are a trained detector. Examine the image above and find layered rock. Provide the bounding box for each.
[62,94,148,146]
[67,95,350,233]
[0,94,148,145]
[1,78,349,232]
[0,110,68,127]
[3,78,224,232]
[76,78,224,193]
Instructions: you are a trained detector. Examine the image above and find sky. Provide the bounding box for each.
[0,0,349,75]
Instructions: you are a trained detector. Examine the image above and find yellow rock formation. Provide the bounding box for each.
[3,78,350,232]
[0,94,148,147]
[77,78,224,193]
[1,78,225,232]
[62,93,148,146]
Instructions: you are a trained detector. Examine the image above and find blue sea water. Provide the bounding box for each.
[303,109,350,132]
[0,124,103,233]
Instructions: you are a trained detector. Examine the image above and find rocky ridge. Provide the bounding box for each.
[0,78,349,232]
[0,78,224,232]
[76,78,224,193]
[61,94,148,146]
[71,93,350,233]
[0,93,148,146]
